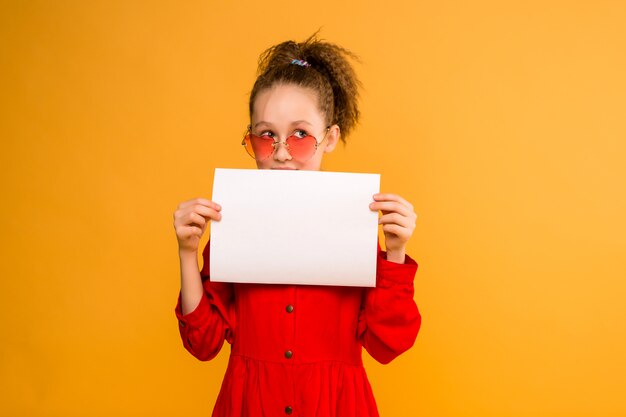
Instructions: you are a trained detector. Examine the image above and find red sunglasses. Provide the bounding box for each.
[242,126,330,162]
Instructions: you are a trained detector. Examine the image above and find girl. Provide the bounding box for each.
[173,33,421,417]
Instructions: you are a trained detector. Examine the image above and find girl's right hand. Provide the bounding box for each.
[173,198,222,253]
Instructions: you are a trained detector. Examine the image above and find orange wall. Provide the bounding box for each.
[1,1,625,416]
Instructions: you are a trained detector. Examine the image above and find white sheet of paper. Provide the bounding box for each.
[210,168,380,287]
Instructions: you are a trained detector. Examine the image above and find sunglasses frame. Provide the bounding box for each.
[241,125,331,162]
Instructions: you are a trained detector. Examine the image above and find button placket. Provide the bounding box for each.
[284,289,296,362]
[283,287,296,415]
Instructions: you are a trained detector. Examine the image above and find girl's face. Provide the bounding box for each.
[250,83,340,171]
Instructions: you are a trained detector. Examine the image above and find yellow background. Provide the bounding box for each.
[1,1,625,416]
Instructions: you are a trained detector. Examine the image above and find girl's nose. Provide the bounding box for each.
[273,141,292,161]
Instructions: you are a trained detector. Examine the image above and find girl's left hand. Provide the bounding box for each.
[369,193,417,263]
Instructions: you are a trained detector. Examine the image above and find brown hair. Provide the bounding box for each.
[249,31,362,142]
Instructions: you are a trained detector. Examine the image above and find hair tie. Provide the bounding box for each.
[290,59,311,67]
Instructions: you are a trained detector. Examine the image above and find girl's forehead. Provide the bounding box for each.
[251,84,325,127]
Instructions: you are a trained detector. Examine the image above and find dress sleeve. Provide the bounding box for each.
[174,240,235,361]
[358,244,421,364]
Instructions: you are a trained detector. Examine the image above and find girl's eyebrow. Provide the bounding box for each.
[254,120,313,129]
[253,121,270,129]
[290,120,313,127]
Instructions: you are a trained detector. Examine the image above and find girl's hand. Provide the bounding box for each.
[369,193,417,263]
[173,198,222,254]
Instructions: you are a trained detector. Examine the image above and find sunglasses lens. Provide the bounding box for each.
[286,135,317,161]
[245,134,275,161]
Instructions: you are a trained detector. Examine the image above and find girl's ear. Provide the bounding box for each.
[323,124,341,153]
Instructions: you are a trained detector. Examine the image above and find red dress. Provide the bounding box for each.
[175,241,421,417]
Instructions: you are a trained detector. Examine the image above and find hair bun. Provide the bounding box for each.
[249,31,362,142]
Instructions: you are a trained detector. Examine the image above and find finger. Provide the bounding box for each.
[178,198,221,211]
[187,212,207,228]
[176,225,203,239]
[382,223,411,239]
[372,193,413,210]
[369,201,414,218]
[191,205,222,221]
[378,213,415,229]
[174,205,222,223]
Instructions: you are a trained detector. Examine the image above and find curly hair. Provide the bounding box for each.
[249,31,362,142]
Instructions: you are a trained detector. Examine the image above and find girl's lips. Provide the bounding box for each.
[272,167,298,170]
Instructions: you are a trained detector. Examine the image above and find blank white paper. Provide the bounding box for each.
[209,168,380,287]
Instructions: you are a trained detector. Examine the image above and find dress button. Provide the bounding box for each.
[285,405,293,414]
[284,350,293,359]
[178,320,186,327]
[286,304,294,313]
